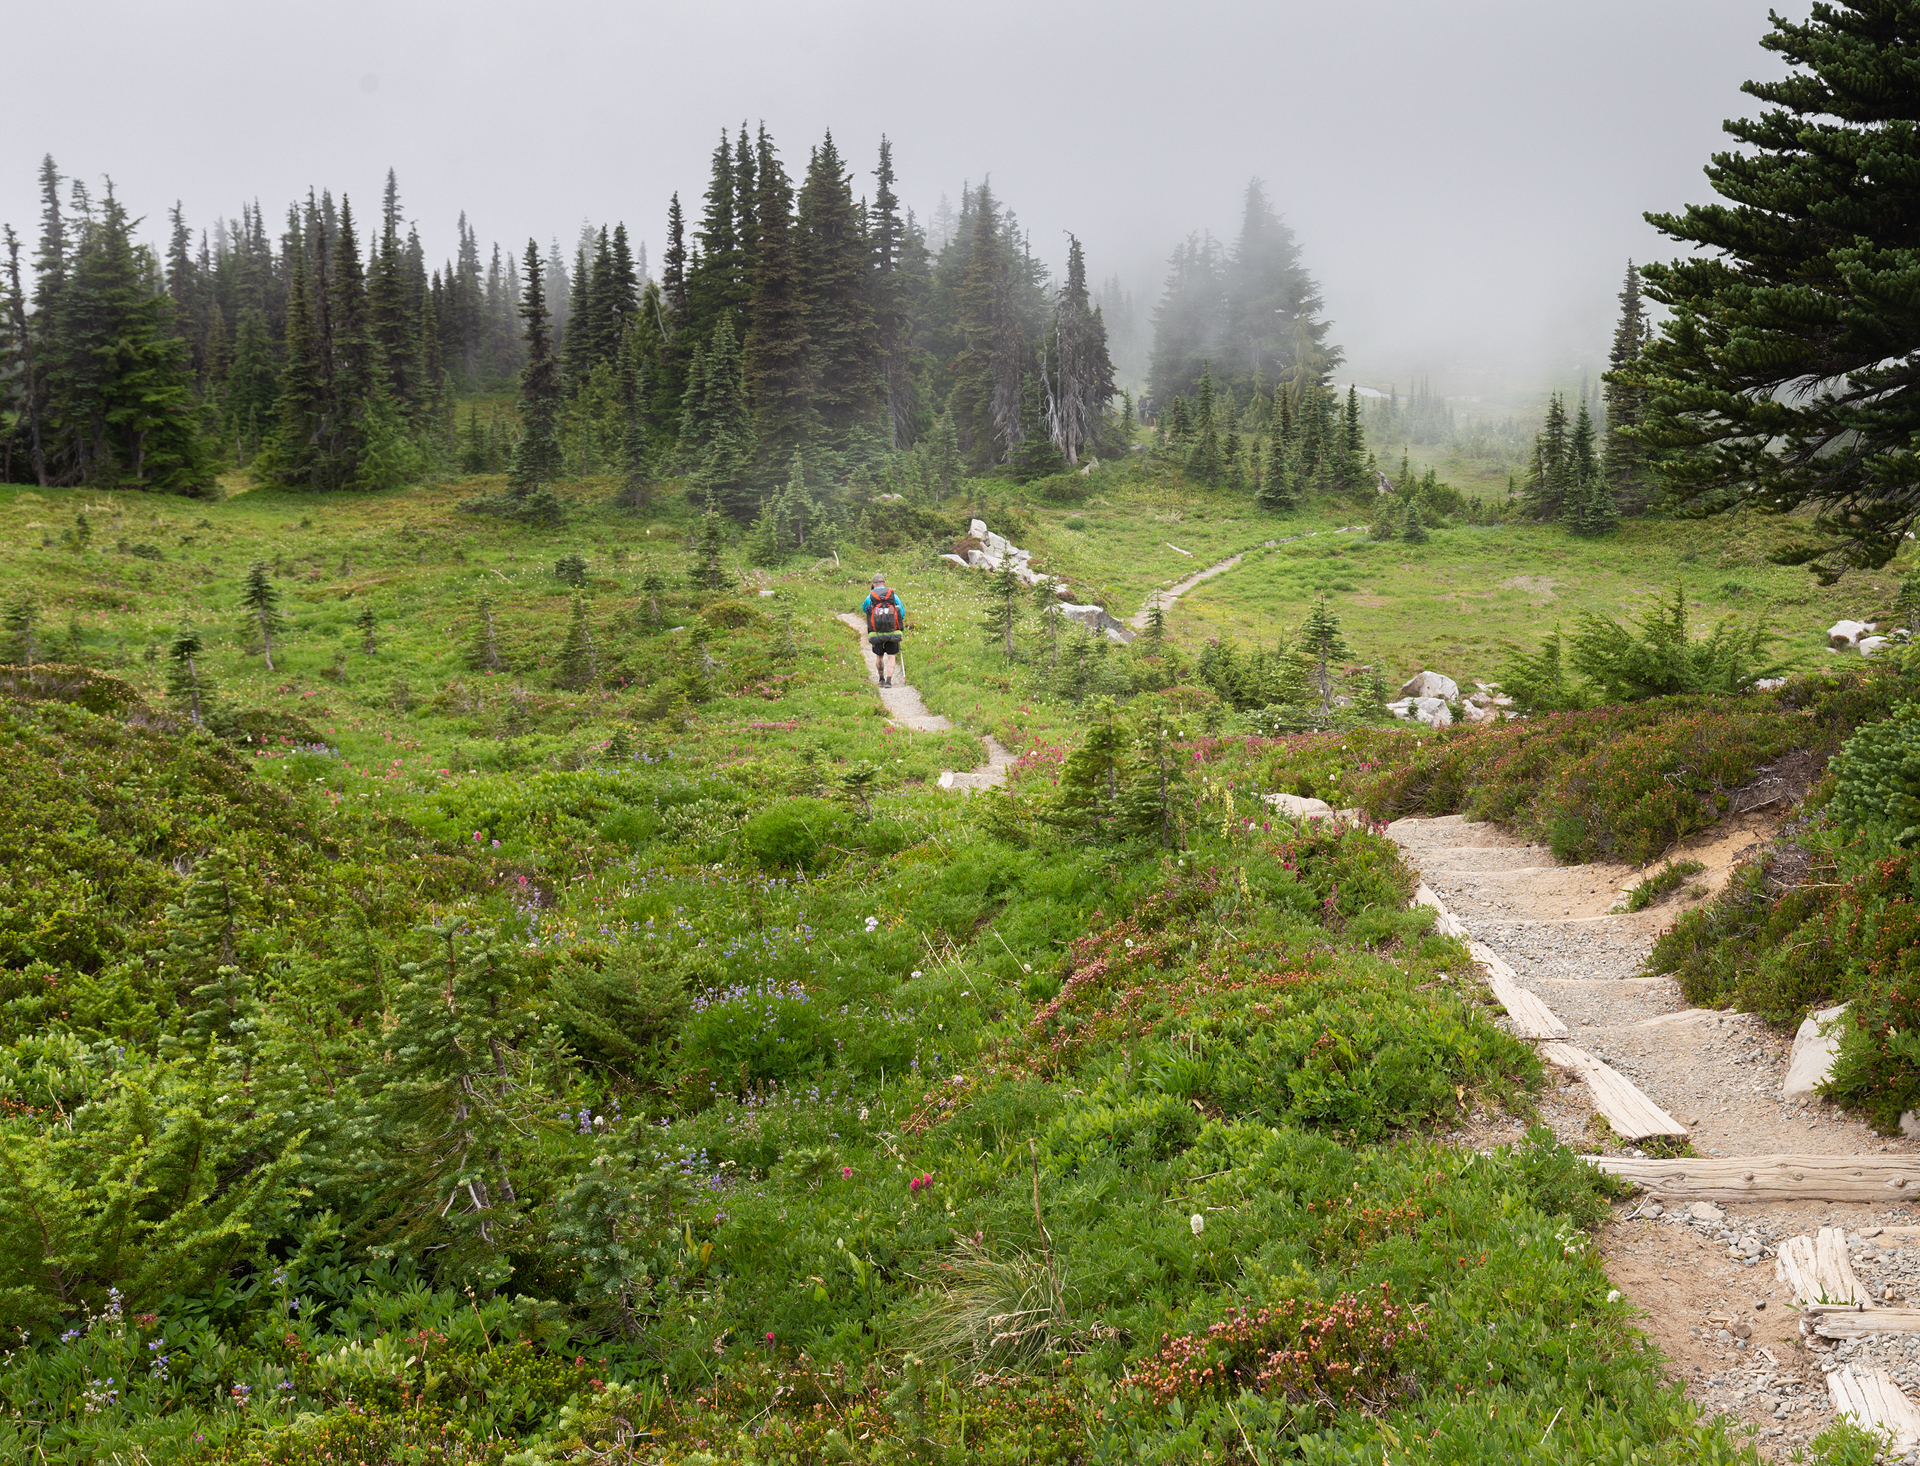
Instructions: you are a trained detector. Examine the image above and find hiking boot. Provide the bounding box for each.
[880,674,891,687]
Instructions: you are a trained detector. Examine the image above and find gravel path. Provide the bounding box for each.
[834,613,1009,790]
[1391,812,1920,1458]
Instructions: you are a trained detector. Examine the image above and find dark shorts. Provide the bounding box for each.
[869,636,901,655]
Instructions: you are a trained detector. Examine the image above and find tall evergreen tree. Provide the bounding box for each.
[52,184,210,492]
[1042,235,1115,466]
[743,127,811,469]
[1635,5,1920,575]
[1601,261,1649,512]
[1521,393,1570,520]
[797,130,881,447]
[870,136,915,448]
[507,239,563,493]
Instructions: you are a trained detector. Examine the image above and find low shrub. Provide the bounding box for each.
[741,795,853,868]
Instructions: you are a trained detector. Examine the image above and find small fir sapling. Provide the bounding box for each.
[240,561,284,670]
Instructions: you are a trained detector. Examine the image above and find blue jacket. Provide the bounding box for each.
[861,590,905,632]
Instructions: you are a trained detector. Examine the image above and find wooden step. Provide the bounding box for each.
[1539,1043,1688,1140]
[1804,1306,1920,1339]
[1828,1367,1920,1447]
[1467,941,1569,1040]
[1590,1153,1920,1203]
[1779,1228,1865,1305]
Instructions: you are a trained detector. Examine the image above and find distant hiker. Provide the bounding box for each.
[862,575,906,687]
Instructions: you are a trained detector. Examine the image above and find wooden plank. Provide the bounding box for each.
[1804,1306,1920,1339]
[1777,1229,1864,1305]
[1539,1042,1689,1140]
[1466,940,1568,1040]
[1590,1154,1920,1203]
[1412,885,1470,938]
[1828,1367,1920,1447]
[1635,1008,1722,1029]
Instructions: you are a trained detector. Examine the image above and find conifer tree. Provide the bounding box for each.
[356,604,378,654]
[1047,699,1127,836]
[239,561,284,670]
[1042,236,1116,466]
[638,556,666,631]
[1522,394,1570,520]
[1187,362,1223,483]
[687,492,729,592]
[1118,702,1189,850]
[743,128,812,469]
[167,626,214,723]
[798,130,880,445]
[3,592,39,664]
[1601,261,1649,511]
[1401,499,1429,544]
[1637,7,1920,573]
[556,593,598,690]
[470,594,501,671]
[870,136,916,448]
[1295,597,1353,714]
[1564,400,1619,536]
[507,239,564,496]
[1256,438,1299,513]
[982,558,1023,663]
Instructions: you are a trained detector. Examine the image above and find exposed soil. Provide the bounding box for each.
[1390,812,1920,1459]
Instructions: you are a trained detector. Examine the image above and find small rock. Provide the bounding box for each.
[1860,635,1891,658]
[1692,1202,1727,1223]
[1266,793,1333,818]
[1784,1004,1849,1100]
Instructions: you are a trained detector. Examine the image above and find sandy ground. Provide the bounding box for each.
[1391,813,1920,1459]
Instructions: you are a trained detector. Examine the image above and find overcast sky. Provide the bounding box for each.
[4,0,1800,399]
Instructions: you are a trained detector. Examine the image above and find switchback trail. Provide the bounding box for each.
[1390,812,1920,1457]
[1128,525,1365,629]
[834,613,1011,790]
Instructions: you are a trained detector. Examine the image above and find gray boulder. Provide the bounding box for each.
[1398,670,1459,701]
[1828,620,1874,650]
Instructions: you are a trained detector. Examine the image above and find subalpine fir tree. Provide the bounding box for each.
[167,626,214,724]
[239,561,284,671]
[556,593,598,690]
[50,184,210,492]
[1564,400,1620,536]
[469,595,501,671]
[743,126,811,469]
[1186,363,1223,483]
[507,239,564,495]
[1601,261,1649,512]
[1224,418,1244,491]
[687,491,730,593]
[1041,235,1117,466]
[1401,499,1429,544]
[385,922,548,1269]
[1117,702,1189,850]
[982,558,1023,663]
[1295,597,1353,714]
[1256,438,1299,512]
[1637,7,1920,574]
[1522,394,1570,520]
[3,592,39,664]
[1046,699,1127,836]
[638,557,666,631]
[797,130,881,444]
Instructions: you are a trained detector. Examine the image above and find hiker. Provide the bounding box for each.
[861,575,906,687]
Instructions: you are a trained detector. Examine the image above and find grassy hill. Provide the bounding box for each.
[0,457,1887,1464]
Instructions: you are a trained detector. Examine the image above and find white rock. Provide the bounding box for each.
[1828,620,1872,649]
[1459,700,1498,724]
[1691,1201,1726,1223]
[1783,1003,1849,1101]
[969,518,989,539]
[1265,793,1333,818]
[1059,603,1133,644]
[939,553,971,569]
[1753,677,1787,691]
[965,549,995,569]
[1399,670,1460,700]
[1400,696,1452,728]
[1902,1111,1920,1139]
[1860,635,1891,658]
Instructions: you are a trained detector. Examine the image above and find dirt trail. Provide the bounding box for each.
[1126,525,1365,629]
[834,613,1010,790]
[1391,813,1920,1457]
